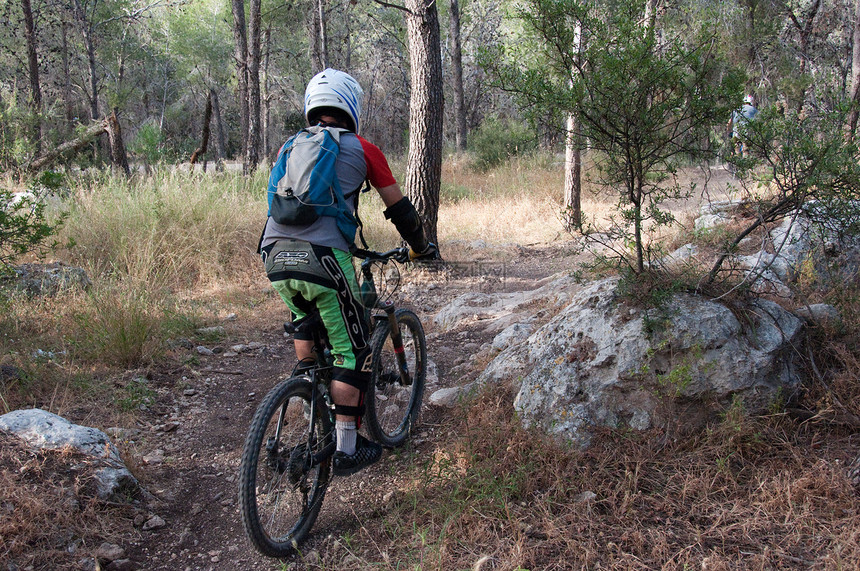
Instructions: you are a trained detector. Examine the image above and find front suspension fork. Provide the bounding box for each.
[383,303,412,386]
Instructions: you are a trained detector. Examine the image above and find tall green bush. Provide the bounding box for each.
[487,0,743,274]
[129,123,169,167]
[0,93,37,174]
[468,118,536,171]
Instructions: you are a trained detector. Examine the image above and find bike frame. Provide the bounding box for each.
[380,301,413,387]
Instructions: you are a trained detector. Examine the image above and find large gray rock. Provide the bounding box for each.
[736,253,794,298]
[0,409,139,500]
[793,303,841,328]
[766,217,813,283]
[478,278,805,448]
[696,208,860,296]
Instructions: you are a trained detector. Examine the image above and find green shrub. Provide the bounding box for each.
[468,118,536,171]
[0,92,39,173]
[0,187,61,272]
[130,123,169,166]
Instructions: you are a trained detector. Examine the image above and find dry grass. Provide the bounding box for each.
[316,384,860,570]
[57,168,265,291]
[0,431,137,570]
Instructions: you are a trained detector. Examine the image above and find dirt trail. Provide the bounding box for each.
[121,243,571,570]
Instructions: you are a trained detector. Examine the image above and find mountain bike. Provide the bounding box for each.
[237,247,427,558]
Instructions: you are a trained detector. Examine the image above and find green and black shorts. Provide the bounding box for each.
[261,239,372,390]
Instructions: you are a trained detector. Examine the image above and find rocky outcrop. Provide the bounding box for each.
[682,201,860,298]
[475,278,805,448]
[0,408,140,500]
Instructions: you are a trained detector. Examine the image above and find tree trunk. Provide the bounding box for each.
[744,0,758,69]
[797,0,821,76]
[210,88,227,167]
[22,0,42,152]
[644,0,658,40]
[159,37,171,131]
[190,92,213,167]
[262,27,271,158]
[450,0,467,152]
[787,0,821,111]
[158,38,170,131]
[633,182,644,274]
[317,0,328,69]
[116,24,130,96]
[72,0,100,121]
[404,0,444,245]
[564,112,582,230]
[563,24,584,231]
[105,109,130,177]
[848,0,860,139]
[246,0,262,172]
[343,3,352,69]
[62,21,73,135]
[231,0,249,170]
[309,0,327,73]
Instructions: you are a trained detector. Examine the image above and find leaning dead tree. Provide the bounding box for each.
[28,110,131,176]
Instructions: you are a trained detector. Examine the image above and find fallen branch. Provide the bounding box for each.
[28,120,106,172]
[786,407,860,429]
[28,110,130,177]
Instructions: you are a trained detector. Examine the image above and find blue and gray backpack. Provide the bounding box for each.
[266,125,367,247]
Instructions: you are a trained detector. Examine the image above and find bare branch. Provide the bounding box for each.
[371,0,414,15]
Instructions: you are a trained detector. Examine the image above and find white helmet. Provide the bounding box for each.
[743,94,754,105]
[304,68,364,133]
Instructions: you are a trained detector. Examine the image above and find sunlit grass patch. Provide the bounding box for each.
[57,167,266,291]
[67,284,171,368]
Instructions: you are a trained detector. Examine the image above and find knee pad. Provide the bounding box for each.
[333,366,370,393]
[333,402,365,418]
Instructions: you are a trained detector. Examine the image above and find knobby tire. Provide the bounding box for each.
[364,309,427,447]
[238,376,333,558]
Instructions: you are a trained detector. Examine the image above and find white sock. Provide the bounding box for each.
[336,420,357,455]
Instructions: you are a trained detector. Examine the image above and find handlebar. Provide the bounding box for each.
[353,247,411,264]
[354,243,440,265]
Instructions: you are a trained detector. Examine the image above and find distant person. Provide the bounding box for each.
[727,94,758,158]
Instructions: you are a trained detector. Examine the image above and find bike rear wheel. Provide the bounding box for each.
[364,309,427,447]
[238,377,333,558]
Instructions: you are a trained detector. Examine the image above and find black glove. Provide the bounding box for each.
[384,197,429,253]
[409,242,439,261]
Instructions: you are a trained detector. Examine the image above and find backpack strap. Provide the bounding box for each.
[350,179,371,251]
[256,216,269,255]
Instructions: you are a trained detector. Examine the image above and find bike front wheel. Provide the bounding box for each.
[238,377,333,558]
[364,309,427,447]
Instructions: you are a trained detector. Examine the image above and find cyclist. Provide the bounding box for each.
[259,68,437,476]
